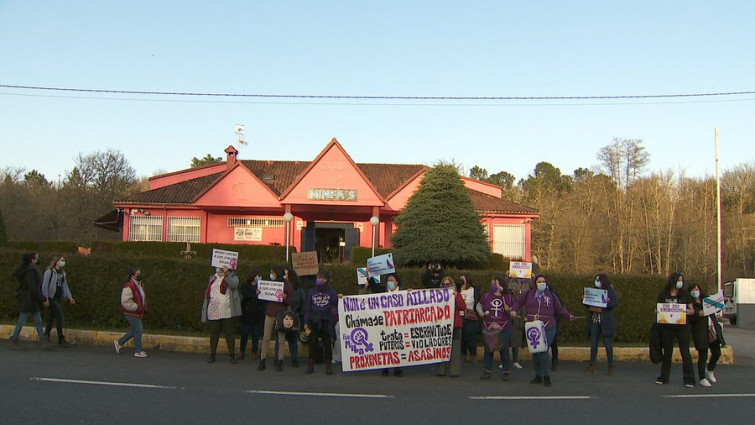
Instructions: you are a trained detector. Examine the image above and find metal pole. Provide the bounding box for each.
[371,225,376,258]
[286,223,290,263]
[715,128,722,293]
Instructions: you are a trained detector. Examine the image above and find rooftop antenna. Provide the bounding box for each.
[234,124,247,152]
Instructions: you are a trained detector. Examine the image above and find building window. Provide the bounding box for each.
[228,217,284,228]
[129,216,164,242]
[168,217,201,243]
[492,224,525,259]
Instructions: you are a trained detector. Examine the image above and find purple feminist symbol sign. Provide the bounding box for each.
[349,328,374,354]
[527,326,543,350]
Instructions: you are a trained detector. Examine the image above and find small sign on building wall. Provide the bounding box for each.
[234,227,262,241]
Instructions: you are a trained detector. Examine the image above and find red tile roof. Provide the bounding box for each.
[117,160,538,216]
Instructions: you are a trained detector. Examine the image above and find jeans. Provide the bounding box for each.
[659,324,694,385]
[11,311,45,340]
[589,321,614,365]
[118,315,144,353]
[274,329,299,361]
[461,319,479,358]
[45,298,65,340]
[483,328,512,372]
[533,326,557,378]
[240,321,262,354]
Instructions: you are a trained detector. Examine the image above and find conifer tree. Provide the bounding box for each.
[392,163,490,267]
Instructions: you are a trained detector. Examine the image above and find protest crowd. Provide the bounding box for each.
[9,252,726,389]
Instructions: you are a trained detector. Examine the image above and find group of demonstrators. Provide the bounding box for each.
[8,252,726,389]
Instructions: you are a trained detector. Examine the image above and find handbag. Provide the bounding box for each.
[707,316,718,343]
[465,308,479,321]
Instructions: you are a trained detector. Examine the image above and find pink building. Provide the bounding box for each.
[102,139,539,262]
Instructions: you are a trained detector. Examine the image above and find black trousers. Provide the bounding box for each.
[45,298,64,340]
[208,318,235,357]
[659,324,694,384]
[308,322,333,362]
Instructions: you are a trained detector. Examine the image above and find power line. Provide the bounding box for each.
[2,83,755,101]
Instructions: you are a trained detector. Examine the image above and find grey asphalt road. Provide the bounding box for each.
[2,333,754,425]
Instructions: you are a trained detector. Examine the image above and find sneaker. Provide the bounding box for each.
[699,378,712,387]
[513,362,523,369]
[530,376,543,384]
[113,340,121,354]
[502,372,510,381]
[480,371,491,380]
[705,369,717,383]
[134,351,148,358]
[655,377,667,385]
[498,364,503,369]
[684,383,694,388]
[58,338,71,348]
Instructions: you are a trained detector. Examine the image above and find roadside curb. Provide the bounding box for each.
[0,325,734,364]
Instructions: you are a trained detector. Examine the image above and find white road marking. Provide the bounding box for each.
[31,377,178,389]
[663,393,755,399]
[247,390,394,399]
[470,395,596,400]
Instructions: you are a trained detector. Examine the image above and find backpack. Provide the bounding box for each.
[649,323,663,364]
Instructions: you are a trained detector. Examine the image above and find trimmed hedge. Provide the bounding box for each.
[1,246,714,343]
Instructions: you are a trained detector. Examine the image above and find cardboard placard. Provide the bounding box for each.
[292,251,319,276]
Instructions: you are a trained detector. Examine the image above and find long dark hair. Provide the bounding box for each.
[247,268,261,284]
[664,272,684,293]
[687,282,707,300]
[14,252,38,280]
[596,273,611,289]
[271,266,285,282]
[286,267,300,290]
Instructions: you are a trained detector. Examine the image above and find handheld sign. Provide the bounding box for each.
[583,287,608,308]
[258,279,285,302]
[657,303,686,324]
[366,253,395,276]
[292,251,319,276]
[703,290,725,316]
[338,288,453,372]
[356,268,379,286]
[211,248,239,270]
[509,261,533,279]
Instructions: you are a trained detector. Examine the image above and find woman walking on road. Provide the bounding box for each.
[655,272,695,387]
[687,283,726,387]
[584,273,619,376]
[114,268,149,358]
[41,255,76,347]
[10,252,50,348]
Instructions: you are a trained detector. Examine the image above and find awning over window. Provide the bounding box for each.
[93,209,123,232]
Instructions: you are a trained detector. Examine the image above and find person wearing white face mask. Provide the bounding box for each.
[41,254,76,346]
[655,272,695,387]
[584,274,619,375]
[380,273,404,377]
[687,283,726,387]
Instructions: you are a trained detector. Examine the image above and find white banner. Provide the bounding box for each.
[338,289,453,372]
[257,279,285,302]
[211,248,239,270]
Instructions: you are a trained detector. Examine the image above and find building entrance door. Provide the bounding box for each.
[302,222,359,264]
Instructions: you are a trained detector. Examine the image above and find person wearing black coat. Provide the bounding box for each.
[10,253,50,347]
[655,272,695,387]
[687,283,726,387]
[584,274,619,376]
[421,262,444,288]
[238,269,266,360]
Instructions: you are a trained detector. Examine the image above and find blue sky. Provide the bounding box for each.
[1,1,753,185]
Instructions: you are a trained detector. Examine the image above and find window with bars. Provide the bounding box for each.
[492,224,525,259]
[167,217,201,242]
[129,216,164,242]
[227,217,284,228]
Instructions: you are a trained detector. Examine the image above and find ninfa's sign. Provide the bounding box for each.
[308,188,358,201]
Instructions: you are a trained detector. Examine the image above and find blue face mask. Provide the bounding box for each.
[537,282,547,292]
[270,273,276,280]
[59,260,66,268]
[676,281,684,289]
[690,290,700,299]
[387,280,397,290]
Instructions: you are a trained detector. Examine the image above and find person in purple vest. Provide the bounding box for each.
[477,275,516,381]
[510,273,575,387]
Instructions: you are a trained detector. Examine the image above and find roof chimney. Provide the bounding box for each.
[224,145,238,171]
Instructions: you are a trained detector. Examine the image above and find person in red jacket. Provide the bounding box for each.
[114,268,149,358]
[435,276,466,377]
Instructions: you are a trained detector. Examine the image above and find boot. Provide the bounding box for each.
[607,364,614,376]
[237,350,245,360]
[230,354,238,365]
[275,359,283,372]
[292,359,300,368]
[250,351,259,360]
[58,336,71,348]
[305,359,314,374]
[207,354,216,363]
[325,362,333,375]
[584,363,596,374]
[551,358,559,371]
[257,359,266,371]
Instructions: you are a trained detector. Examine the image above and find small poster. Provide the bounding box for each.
[509,261,533,279]
[211,248,239,270]
[583,287,609,308]
[258,279,285,302]
[356,268,379,286]
[657,303,687,324]
[703,290,725,316]
[292,251,319,276]
[234,227,262,241]
[366,253,395,276]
